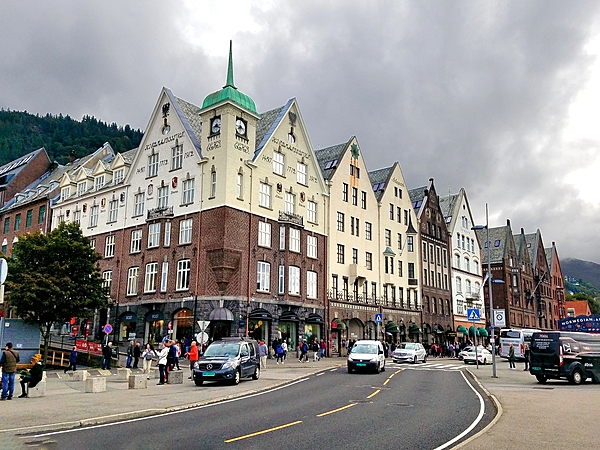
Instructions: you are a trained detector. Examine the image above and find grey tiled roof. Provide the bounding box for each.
[119,148,137,165]
[315,143,346,180]
[439,193,458,219]
[172,91,202,156]
[475,225,512,265]
[545,247,555,273]
[254,99,294,159]
[368,166,393,201]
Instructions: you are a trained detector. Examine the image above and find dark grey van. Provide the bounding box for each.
[192,337,260,386]
[530,331,600,385]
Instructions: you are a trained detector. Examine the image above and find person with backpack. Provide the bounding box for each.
[299,340,308,362]
[142,343,157,379]
[275,341,284,364]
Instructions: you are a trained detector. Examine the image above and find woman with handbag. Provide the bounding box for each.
[141,343,157,380]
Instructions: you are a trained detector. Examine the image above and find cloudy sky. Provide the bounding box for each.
[2,1,600,264]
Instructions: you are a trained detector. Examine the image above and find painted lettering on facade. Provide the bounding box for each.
[144,131,185,151]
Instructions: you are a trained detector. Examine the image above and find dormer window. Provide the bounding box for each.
[77,181,87,196]
[113,169,125,184]
[95,175,105,191]
[61,187,70,202]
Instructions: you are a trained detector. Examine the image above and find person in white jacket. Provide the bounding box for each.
[157,342,170,385]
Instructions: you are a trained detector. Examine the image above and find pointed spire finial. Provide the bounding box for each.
[225,40,236,89]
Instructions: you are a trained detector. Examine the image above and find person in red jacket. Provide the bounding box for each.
[187,341,199,380]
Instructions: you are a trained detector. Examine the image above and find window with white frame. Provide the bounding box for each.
[77,182,87,196]
[160,262,169,292]
[288,266,300,295]
[407,236,414,252]
[164,222,171,246]
[73,210,81,225]
[337,212,344,232]
[455,254,461,269]
[144,262,158,293]
[278,265,285,294]
[289,228,300,252]
[157,186,169,208]
[236,172,243,199]
[352,187,358,206]
[171,143,183,170]
[258,221,271,247]
[365,222,372,240]
[95,175,105,191]
[279,225,285,250]
[397,233,402,250]
[130,229,142,253]
[474,260,479,275]
[297,162,307,185]
[337,244,345,264]
[464,258,470,272]
[102,270,112,290]
[307,235,317,258]
[179,218,193,244]
[182,179,194,205]
[284,192,295,214]
[105,235,115,258]
[366,252,373,270]
[127,266,139,295]
[307,200,317,223]
[61,187,70,202]
[385,229,391,246]
[176,259,191,291]
[273,151,284,175]
[259,182,271,208]
[108,200,118,223]
[148,153,159,177]
[89,238,96,250]
[361,191,366,209]
[342,183,348,202]
[134,193,145,217]
[210,169,217,197]
[257,262,270,292]
[456,277,462,293]
[307,271,317,298]
[113,169,124,184]
[465,279,471,295]
[148,223,160,248]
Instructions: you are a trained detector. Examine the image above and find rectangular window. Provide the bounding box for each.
[160,262,169,292]
[77,181,87,196]
[289,228,300,252]
[389,204,394,220]
[288,266,300,295]
[237,173,243,199]
[134,193,145,217]
[284,192,295,214]
[14,213,21,231]
[278,265,285,294]
[127,267,139,295]
[337,244,345,264]
[366,252,372,270]
[95,175,105,191]
[307,271,317,299]
[342,183,348,202]
[307,200,317,223]
[148,223,160,248]
[297,162,307,185]
[176,259,191,291]
[26,210,33,228]
[385,229,391,246]
[38,205,46,224]
[361,191,366,209]
[171,143,183,170]
[89,205,99,228]
[258,221,271,247]
[259,182,271,208]
[407,236,414,252]
[130,229,142,253]
[397,233,402,250]
[3,217,8,234]
[102,270,112,290]
[404,210,409,225]
[210,170,217,198]
[89,239,96,250]
[73,210,81,225]
[273,151,285,175]
[104,235,115,258]
[307,235,317,258]
[352,248,358,264]
[350,217,355,236]
[182,179,194,204]
[179,218,193,244]
[365,222,372,240]
[397,206,402,223]
[148,153,159,177]
[164,222,171,247]
[61,187,70,202]
[337,212,345,232]
[279,225,286,250]
[408,263,415,279]
[257,262,271,292]
[398,260,403,277]
[113,169,124,185]
[352,187,358,206]
[108,200,118,223]
[157,186,169,208]
[144,262,158,293]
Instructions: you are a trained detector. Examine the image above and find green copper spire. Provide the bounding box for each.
[201,41,257,114]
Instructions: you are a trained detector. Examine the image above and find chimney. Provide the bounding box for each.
[506,219,511,227]
[521,227,525,234]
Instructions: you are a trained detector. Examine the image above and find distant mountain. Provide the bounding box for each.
[0,109,143,166]
[562,257,600,293]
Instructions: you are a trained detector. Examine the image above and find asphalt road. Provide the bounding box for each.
[22,361,495,450]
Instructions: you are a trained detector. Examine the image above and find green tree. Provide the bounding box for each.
[5,222,107,363]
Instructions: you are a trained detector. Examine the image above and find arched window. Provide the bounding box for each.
[456,277,462,293]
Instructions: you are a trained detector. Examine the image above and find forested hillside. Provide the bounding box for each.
[0,109,143,166]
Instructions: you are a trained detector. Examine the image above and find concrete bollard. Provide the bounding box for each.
[151,367,161,379]
[167,370,184,385]
[28,380,46,398]
[85,377,106,393]
[71,370,89,381]
[117,368,132,381]
[128,374,148,389]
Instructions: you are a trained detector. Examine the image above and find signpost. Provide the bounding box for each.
[103,323,113,345]
[467,308,481,369]
[197,321,210,353]
[493,309,506,328]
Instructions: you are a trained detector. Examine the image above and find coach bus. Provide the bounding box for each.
[499,328,541,360]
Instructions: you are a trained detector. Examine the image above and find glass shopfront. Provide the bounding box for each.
[145,310,165,344]
[119,312,137,342]
[174,309,193,341]
[248,308,272,344]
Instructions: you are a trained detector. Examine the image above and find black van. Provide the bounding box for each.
[530,331,600,385]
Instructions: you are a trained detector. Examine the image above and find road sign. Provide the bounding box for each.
[467,308,481,322]
[196,332,209,344]
[103,323,113,334]
[197,320,210,331]
[374,313,383,323]
[493,309,506,327]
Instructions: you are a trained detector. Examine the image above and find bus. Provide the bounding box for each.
[499,328,541,360]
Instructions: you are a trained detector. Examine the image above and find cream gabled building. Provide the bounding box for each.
[316,139,422,354]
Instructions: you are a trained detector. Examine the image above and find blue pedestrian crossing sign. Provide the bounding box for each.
[374,313,383,323]
[467,308,480,322]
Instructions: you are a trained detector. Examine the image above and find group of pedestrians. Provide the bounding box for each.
[1,343,44,400]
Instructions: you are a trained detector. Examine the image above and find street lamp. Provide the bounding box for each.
[472,203,498,378]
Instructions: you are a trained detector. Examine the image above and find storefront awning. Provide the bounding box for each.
[331,318,346,330]
[145,311,164,322]
[279,311,299,322]
[408,323,421,334]
[249,308,272,320]
[385,321,401,333]
[469,325,477,336]
[477,328,489,337]
[457,325,468,334]
[209,307,234,321]
[306,313,324,324]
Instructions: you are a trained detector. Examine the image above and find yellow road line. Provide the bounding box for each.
[394,369,403,375]
[367,389,381,399]
[383,379,390,386]
[224,420,303,443]
[316,403,357,417]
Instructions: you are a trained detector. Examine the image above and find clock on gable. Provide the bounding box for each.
[235,117,247,138]
[210,116,221,135]
[350,143,360,160]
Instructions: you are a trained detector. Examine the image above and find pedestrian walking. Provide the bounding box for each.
[126,340,134,368]
[281,340,288,362]
[299,340,308,362]
[18,354,44,398]
[523,344,530,371]
[187,341,199,379]
[142,343,157,379]
[133,342,141,369]
[172,341,181,370]
[157,342,170,384]
[101,342,113,370]
[1,342,20,400]
[508,343,516,369]
[64,346,77,373]
[320,339,326,359]
[276,340,284,364]
[258,341,268,369]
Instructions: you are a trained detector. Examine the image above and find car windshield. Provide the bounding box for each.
[204,342,240,357]
[351,344,378,354]
[400,343,415,350]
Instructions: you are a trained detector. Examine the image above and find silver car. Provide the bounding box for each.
[392,342,427,364]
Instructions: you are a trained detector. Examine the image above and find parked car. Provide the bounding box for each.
[392,342,427,364]
[460,346,492,365]
[192,337,260,386]
[347,340,386,374]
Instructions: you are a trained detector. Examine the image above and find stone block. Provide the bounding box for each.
[71,370,89,381]
[85,377,106,393]
[151,367,161,379]
[128,374,147,389]
[28,380,46,398]
[167,370,184,384]
[117,368,131,380]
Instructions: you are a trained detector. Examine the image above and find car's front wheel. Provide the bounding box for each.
[381,360,386,372]
[536,374,547,384]
[412,356,417,364]
[483,358,487,365]
[569,369,584,385]
[347,365,353,374]
[232,369,241,385]
[194,378,204,386]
